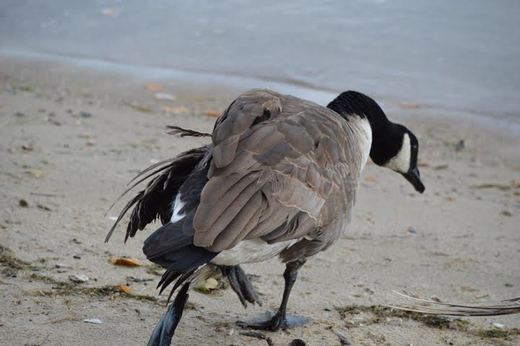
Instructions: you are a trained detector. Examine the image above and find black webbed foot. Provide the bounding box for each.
[237,311,310,331]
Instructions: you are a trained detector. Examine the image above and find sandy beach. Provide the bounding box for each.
[1,55,519,345]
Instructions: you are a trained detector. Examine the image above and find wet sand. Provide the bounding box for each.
[0,55,519,345]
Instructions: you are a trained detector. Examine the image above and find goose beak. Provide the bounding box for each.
[403,167,425,193]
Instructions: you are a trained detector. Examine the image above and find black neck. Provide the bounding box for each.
[327,91,400,166]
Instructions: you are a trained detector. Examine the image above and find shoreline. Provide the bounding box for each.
[3,48,520,137]
[1,55,519,345]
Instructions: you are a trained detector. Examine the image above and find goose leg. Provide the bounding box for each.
[237,259,309,331]
[221,265,262,308]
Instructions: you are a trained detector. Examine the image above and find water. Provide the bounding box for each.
[1,0,519,123]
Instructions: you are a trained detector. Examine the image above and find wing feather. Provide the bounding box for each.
[105,146,209,242]
[192,90,360,252]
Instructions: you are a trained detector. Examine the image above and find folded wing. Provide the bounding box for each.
[193,89,356,252]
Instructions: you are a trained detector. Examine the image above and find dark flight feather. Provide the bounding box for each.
[105,146,209,242]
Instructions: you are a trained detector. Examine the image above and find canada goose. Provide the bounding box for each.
[106,89,425,345]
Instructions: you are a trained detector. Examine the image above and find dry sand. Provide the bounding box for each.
[1,55,519,346]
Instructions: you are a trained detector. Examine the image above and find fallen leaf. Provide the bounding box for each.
[145,83,164,92]
[110,257,141,267]
[194,277,219,293]
[399,102,419,109]
[117,284,132,294]
[205,109,220,117]
[26,169,44,178]
[472,183,511,191]
[460,285,478,292]
[364,175,377,183]
[154,93,176,101]
[126,103,153,113]
[161,106,188,114]
[433,164,449,170]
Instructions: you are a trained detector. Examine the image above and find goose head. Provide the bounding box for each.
[328,91,425,193]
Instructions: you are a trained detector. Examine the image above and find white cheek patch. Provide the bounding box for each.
[384,133,411,173]
[170,193,185,223]
[357,118,372,167]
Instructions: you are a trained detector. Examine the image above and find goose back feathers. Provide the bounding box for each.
[109,88,374,287]
[194,89,371,254]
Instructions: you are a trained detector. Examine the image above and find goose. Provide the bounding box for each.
[106,89,425,345]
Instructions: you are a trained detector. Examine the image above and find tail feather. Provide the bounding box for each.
[144,222,218,295]
[105,145,209,242]
[168,270,197,302]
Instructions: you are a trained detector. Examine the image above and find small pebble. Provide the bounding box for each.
[73,255,81,259]
[154,93,176,101]
[69,274,89,283]
[84,318,103,324]
[492,322,505,329]
[18,199,29,207]
[454,140,465,151]
[407,226,417,234]
[79,111,92,118]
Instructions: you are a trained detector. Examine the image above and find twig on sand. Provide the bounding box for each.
[390,291,520,316]
[49,315,81,324]
[166,125,211,138]
[239,331,274,346]
[30,192,58,197]
[334,331,353,345]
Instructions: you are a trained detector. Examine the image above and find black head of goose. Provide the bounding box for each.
[106,89,425,345]
[328,90,425,193]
